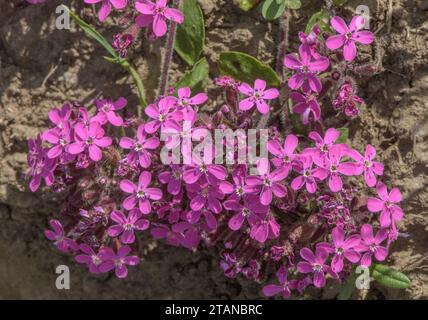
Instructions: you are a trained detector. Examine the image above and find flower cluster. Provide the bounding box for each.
[27,15,404,299]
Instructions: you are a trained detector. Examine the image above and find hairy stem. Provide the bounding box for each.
[158,0,181,97]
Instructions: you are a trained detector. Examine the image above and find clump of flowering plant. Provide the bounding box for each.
[26,0,410,299]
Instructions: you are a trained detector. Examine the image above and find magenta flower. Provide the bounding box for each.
[237,79,279,114]
[120,171,163,214]
[176,87,208,120]
[308,128,345,160]
[120,124,160,168]
[283,45,330,92]
[42,121,72,159]
[348,144,384,187]
[68,122,112,162]
[250,213,280,243]
[44,220,77,252]
[144,96,181,134]
[75,244,103,274]
[158,164,185,195]
[367,182,404,228]
[186,207,218,230]
[355,224,388,267]
[107,209,150,244]
[92,97,127,127]
[290,91,321,124]
[317,227,361,273]
[246,159,288,205]
[262,266,297,299]
[135,0,184,37]
[268,134,299,177]
[297,247,334,288]
[186,181,225,214]
[27,135,56,192]
[84,0,128,22]
[326,16,374,61]
[183,162,227,185]
[48,103,72,128]
[313,145,356,192]
[224,195,268,231]
[98,246,140,279]
[291,155,328,193]
[298,25,321,59]
[219,165,254,203]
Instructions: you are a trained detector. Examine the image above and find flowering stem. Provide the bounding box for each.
[121,60,147,119]
[158,0,181,97]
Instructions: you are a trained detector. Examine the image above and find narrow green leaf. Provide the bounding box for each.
[261,0,286,21]
[219,51,281,87]
[174,0,205,66]
[175,57,209,94]
[336,127,349,143]
[337,272,357,300]
[372,264,411,289]
[64,5,118,59]
[284,0,301,10]
[305,9,332,34]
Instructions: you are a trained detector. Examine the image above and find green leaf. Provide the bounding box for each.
[175,57,209,94]
[372,264,411,289]
[219,51,281,87]
[64,5,118,59]
[337,272,357,300]
[332,0,348,6]
[174,0,205,66]
[284,0,301,10]
[305,9,332,34]
[336,127,349,143]
[236,0,261,11]
[261,0,286,21]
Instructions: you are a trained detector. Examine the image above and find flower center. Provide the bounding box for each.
[201,188,209,197]
[330,165,338,172]
[242,208,250,217]
[321,144,329,153]
[235,186,244,197]
[92,255,102,266]
[263,177,272,187]
[312,263,323,272]
[155,6,166,15]
[335,247,344,255]
[136,190,146,199]
[345,32,353,40]
[364,160,372,168]
[102,103,113,113]
[304,170,311,177]
[134,143,143,152]
[85,138,93,145]
[60,138,67,146]
[124,223,133,231]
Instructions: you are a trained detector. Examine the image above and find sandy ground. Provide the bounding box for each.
[0,0,427,299]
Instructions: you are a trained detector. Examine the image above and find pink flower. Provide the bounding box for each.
[48,103,72,128]
[183,162,228,185]
[186,181,225,214]
[92,97,127,127]
[186,207,218,230]
[75,244,103,274]
[120,124,160,168]
[308,128,344,160]
[84,0,128,22]
[355,224,388,267]
[367,182,404,228]
[290,91,321,124]
[237,79,279,114]
[283,45,330,92]
[246,159,288,205]
[68,122,112,162]
[348,145,384,187]
[44,220,77,252]
[144,96,181,134]
[317,227,361,273]
[176,87,208,120]
[107,209,150,244]
[326,16,374,61]
[297,247,335,288]
[262,266,297,299]
[42,121,72,159]
[158,164,185,195]
[27,135,56,192]
[291,155,327,193]
[313,145,356,192]
[250,213,280,243]
[135,0,184,37]
[224,195,268,231]
[120,171,163,214]
[98,246,140,279]
[298,25,321,59]
[219,164,254,202]
[268,134,299,177]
